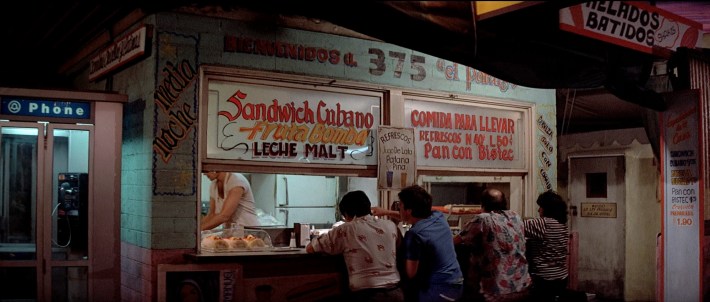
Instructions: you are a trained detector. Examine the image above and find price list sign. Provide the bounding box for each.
[660,91,704,302]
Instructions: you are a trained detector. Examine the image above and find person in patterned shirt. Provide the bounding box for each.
[454,188,531,301]
[307,190,403,302]
[524,190,569,301]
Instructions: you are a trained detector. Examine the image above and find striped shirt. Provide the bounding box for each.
[524,217,569,280]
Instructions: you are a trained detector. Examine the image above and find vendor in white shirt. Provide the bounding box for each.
[200,172,259,231]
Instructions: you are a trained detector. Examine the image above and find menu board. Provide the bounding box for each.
[661,90,703,302]
[404,98,527,170]
[206,80,381,165]
[377,126,416,190]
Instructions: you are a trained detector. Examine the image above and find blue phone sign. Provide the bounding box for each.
[1,98,91,119]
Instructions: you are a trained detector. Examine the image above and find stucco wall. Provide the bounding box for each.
[623,144,660,301]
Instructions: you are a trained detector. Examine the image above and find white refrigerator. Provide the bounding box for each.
[252,174,339,228]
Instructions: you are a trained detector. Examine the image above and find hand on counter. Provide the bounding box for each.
[305,242,315,254]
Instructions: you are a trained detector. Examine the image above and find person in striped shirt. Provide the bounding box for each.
[524,190,570,301]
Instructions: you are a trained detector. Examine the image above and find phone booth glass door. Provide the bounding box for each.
[0,123,92,301]
[0,124,39,300]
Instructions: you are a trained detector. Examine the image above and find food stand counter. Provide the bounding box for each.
[179,227,348,302]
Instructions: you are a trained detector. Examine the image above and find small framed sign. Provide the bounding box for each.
[377,126,416,190]
[580,202,617,218]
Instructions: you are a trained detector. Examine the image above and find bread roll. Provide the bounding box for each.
[226,236,247,249]
[214,238,229,250]
[247,238,266,248]
[201,235,229,251]
[201,235,219,249]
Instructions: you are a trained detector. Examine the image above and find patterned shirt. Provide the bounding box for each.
[524,217,569,280]
[459,210,531,296]
[310,215,400,291]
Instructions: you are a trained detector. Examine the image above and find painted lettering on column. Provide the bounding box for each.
[536,115,554,137]
[539,168,552,190]
[154,60,196,113]
[153,60,198,163]
[536,115,554,190]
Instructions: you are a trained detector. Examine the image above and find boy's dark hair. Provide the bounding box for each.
[339,190,372,217]
[398,185,432,218]
[481,188,508,212]
[537,190,568,224]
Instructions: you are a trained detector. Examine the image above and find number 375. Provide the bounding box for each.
[368,48,426,81]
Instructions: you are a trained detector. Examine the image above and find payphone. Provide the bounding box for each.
[55,173,88,252]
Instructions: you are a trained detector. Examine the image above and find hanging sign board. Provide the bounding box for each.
[660,90,704,302]
[377,126,416,190]
[206,80,380,165]
[89,26,150,81]
[559,1,703,54]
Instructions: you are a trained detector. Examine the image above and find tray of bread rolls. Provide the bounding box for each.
[200,228,273,252]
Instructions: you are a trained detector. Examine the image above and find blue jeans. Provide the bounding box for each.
[418,282,464,302]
